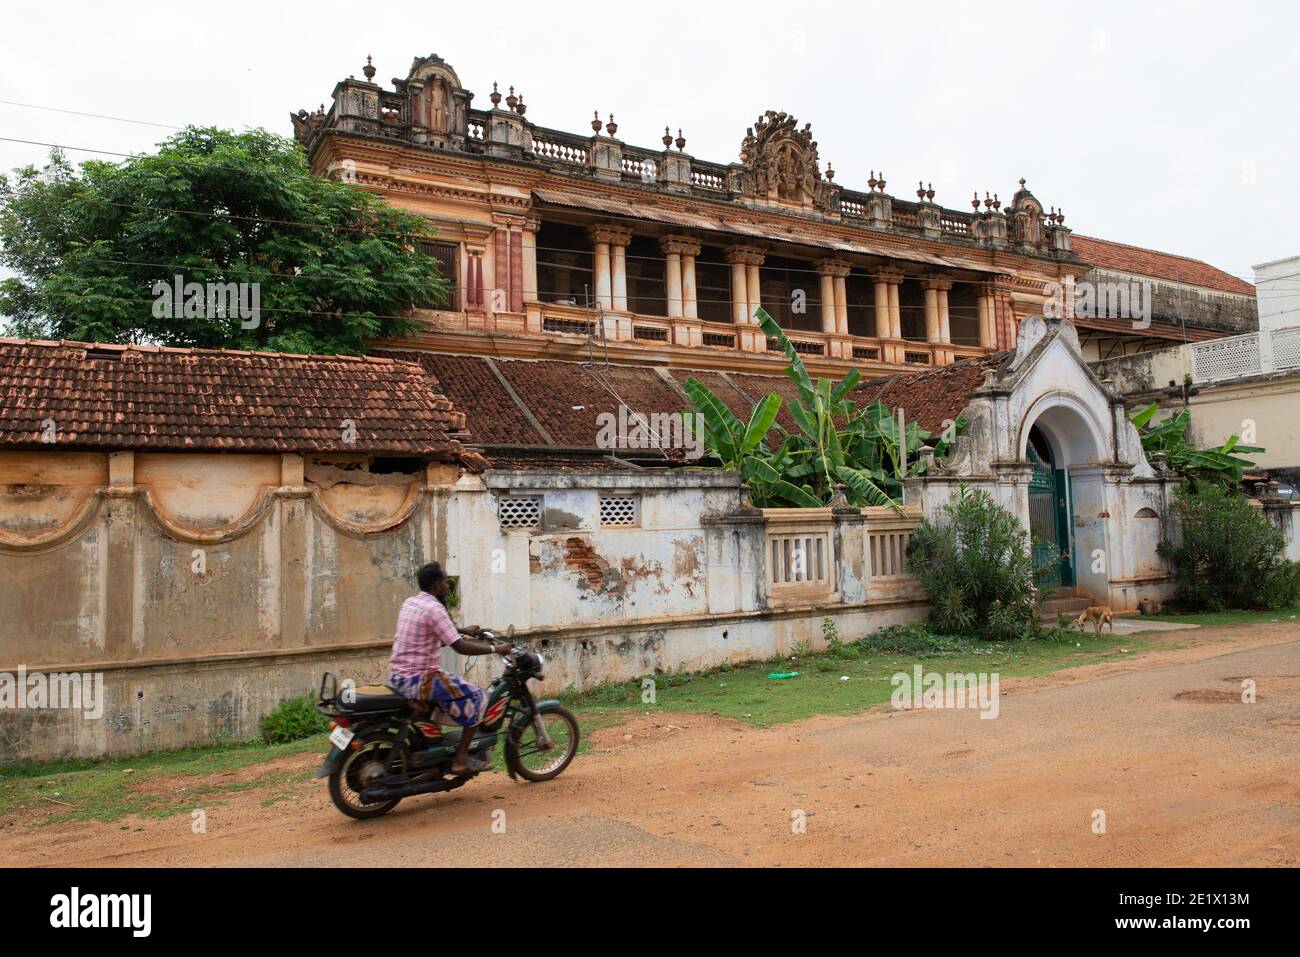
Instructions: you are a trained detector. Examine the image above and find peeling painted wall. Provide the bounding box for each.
[1,453,933,761]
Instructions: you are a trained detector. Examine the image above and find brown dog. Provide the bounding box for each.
[1075,604,1114,636]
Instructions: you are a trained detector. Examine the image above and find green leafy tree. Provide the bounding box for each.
[683,307,962,507]
[1158,483,1300,611]
[0,127,446,353]
[1130,403,1262,489]
[906,484,1057,640]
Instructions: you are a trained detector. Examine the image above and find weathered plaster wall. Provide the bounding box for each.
[1095,347,1300,471]
[0,449,442,761]
[1083,267,1257,335]
[2,452,931,761]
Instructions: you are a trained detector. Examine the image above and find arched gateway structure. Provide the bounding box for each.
[906,314,1174,611]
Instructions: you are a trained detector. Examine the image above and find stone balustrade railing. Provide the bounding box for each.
[758,505,923,608]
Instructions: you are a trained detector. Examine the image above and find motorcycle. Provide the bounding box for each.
[314,627,580,819]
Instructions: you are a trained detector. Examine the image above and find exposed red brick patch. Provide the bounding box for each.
[564,536,623,594]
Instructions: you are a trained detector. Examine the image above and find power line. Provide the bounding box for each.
[0,100,184,130]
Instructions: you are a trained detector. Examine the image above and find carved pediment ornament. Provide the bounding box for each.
[402,53,471,136]
[1008,178,1046,249]
[738,110,832,211]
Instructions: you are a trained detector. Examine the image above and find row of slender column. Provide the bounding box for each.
[660,236,702,319]
[726,246,765,325]
[472,219,1001,354]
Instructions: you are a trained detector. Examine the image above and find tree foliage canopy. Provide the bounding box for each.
[0,127,446,354]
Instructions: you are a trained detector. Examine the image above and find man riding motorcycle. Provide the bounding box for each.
[389,561,510,774]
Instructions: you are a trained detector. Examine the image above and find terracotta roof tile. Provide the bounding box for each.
[492,359,686,449]
[1069,314,1224,342]
[383,350,546,446]
[858,353,1008,433]
[0,339,479,465]
[1073,235,1255,297]
[350,351,1011,469]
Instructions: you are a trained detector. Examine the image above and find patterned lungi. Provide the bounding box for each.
[390,670,486,728]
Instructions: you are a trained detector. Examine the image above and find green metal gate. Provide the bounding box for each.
[1028,439,1074,587]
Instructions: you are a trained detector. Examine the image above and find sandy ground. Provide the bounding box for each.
[3,621,1300,867]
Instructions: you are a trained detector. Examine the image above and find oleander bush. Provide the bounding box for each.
[906,484,1060,641]
[1159,483,1300,611]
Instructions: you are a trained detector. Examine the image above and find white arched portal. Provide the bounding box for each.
[1018,393,1111,602]
[1017,392,1106,465]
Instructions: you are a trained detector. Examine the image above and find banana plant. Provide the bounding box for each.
[681,307,965,509]
[1130,403,1263,488]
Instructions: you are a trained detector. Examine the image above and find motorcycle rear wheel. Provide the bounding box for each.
[506,704,580,782]
[328,731,405,819]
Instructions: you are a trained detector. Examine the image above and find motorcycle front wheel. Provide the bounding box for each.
[506,704,580,782]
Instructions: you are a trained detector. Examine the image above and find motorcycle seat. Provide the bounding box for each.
[347,684,408,712]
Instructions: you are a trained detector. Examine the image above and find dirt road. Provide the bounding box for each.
[5,623,1300,867]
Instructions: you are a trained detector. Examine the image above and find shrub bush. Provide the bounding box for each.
[258,694,329,744]
[1158,484,1300,611]
[906,485,1054,641]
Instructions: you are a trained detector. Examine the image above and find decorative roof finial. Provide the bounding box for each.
[515,93,526,116]
[984,191,993,210]
[972,191,980,211]
[877,172,886,192]
[490,82,502,108]
[663,126,673,148]
[675,129,686,151]
[868,170,878,190]
[1019,177,1027,188]
[992,193,1001,211]
[362,55,376,82]
[505,86,518,111]
[592,110,603,132]
[917,180,926,199]
[606,114,618,137]
[825,162,834,182]
[926,182,935,201]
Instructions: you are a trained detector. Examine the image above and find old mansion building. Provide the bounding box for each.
[291,52,1255,381]
[0,49,1276,759]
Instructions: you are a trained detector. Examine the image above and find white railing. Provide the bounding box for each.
[761,508,836,604]
[864,505,922,597]
[1190,326,1300,382]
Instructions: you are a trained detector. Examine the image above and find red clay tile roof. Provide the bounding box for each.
[857,353,1008,434]
[0,339,482,466]
[479,448,631,472]
[388,350,546,446]
[1073,235,1255,297]
[493,360,686,449]
[1069,314,1224,342]
[372,349,1006,466]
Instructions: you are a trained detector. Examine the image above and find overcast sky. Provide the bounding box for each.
[2,0,1296,282]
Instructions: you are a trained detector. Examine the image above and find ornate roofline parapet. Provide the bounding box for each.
[290,51,1082,267]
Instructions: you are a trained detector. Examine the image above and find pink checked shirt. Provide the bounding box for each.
[389,591,460,679]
